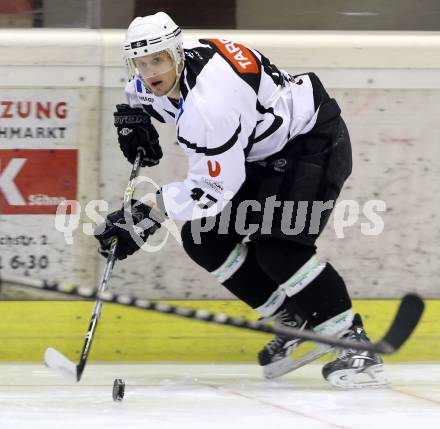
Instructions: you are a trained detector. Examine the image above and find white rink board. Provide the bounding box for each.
[320,89,440,299]
[100,87,440,299]
[0,216,71,280]
[0,89,79,148]
[0,89,79,287]
[1,30,440,299]
[0,85,100,293]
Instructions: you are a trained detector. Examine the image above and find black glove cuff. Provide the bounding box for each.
[128,199,165,227]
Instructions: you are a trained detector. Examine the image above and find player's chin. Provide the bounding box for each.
[149,84,169,97]
[152,89,167,97]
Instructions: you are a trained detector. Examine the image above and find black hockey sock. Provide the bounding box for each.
[181,222,278,308]
[221,242,279,308]
[252,238,351,324]
[287,262,352,326]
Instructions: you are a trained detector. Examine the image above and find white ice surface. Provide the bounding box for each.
[0,363,439,429]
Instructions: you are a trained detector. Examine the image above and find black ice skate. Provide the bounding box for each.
[258,299,333,379]
[322,314,389,389]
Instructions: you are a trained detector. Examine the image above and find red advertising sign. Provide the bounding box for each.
[0,149,77,215]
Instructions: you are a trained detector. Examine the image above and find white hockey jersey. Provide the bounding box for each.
[125,38,340,221]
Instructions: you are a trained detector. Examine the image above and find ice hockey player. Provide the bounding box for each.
[94,12,388,389]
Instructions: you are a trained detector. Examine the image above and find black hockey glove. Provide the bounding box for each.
[94,199,164,260]
[114,104,162,167]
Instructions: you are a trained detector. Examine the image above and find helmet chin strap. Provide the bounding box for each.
[164,62,183,98]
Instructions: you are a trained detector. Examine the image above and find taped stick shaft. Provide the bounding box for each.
[72,149,145,381]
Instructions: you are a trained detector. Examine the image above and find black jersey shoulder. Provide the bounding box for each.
[301,72,341,126]
[180,44,216,100]
[257,50,286,87]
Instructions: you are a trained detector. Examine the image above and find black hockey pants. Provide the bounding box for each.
[180,116,353,321]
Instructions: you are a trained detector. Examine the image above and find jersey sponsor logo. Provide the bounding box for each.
[207,39,259,74]
[207,160,221,177]
[137,94,154,103]
[201,177,224,194]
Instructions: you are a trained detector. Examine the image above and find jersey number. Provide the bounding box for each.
[190,188,218,209]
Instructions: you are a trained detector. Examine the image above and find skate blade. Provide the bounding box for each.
[327,364,390,389]
[264,343,333,379]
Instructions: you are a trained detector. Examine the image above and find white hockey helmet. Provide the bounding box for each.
[124,12,184,83]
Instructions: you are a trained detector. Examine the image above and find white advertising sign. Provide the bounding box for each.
[0,89,80,286]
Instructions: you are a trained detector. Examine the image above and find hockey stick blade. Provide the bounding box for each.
[44,347,79,382]
[373,293,425,354]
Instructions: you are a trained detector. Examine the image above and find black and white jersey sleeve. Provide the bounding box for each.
[160,112,247,220]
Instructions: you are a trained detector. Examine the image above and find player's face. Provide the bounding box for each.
[135,51,177,97]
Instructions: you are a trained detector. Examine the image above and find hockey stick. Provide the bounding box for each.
[42,149,144,382]
[1,272,424,356]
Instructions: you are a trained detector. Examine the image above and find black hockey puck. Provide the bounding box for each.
[113,378,125,402]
